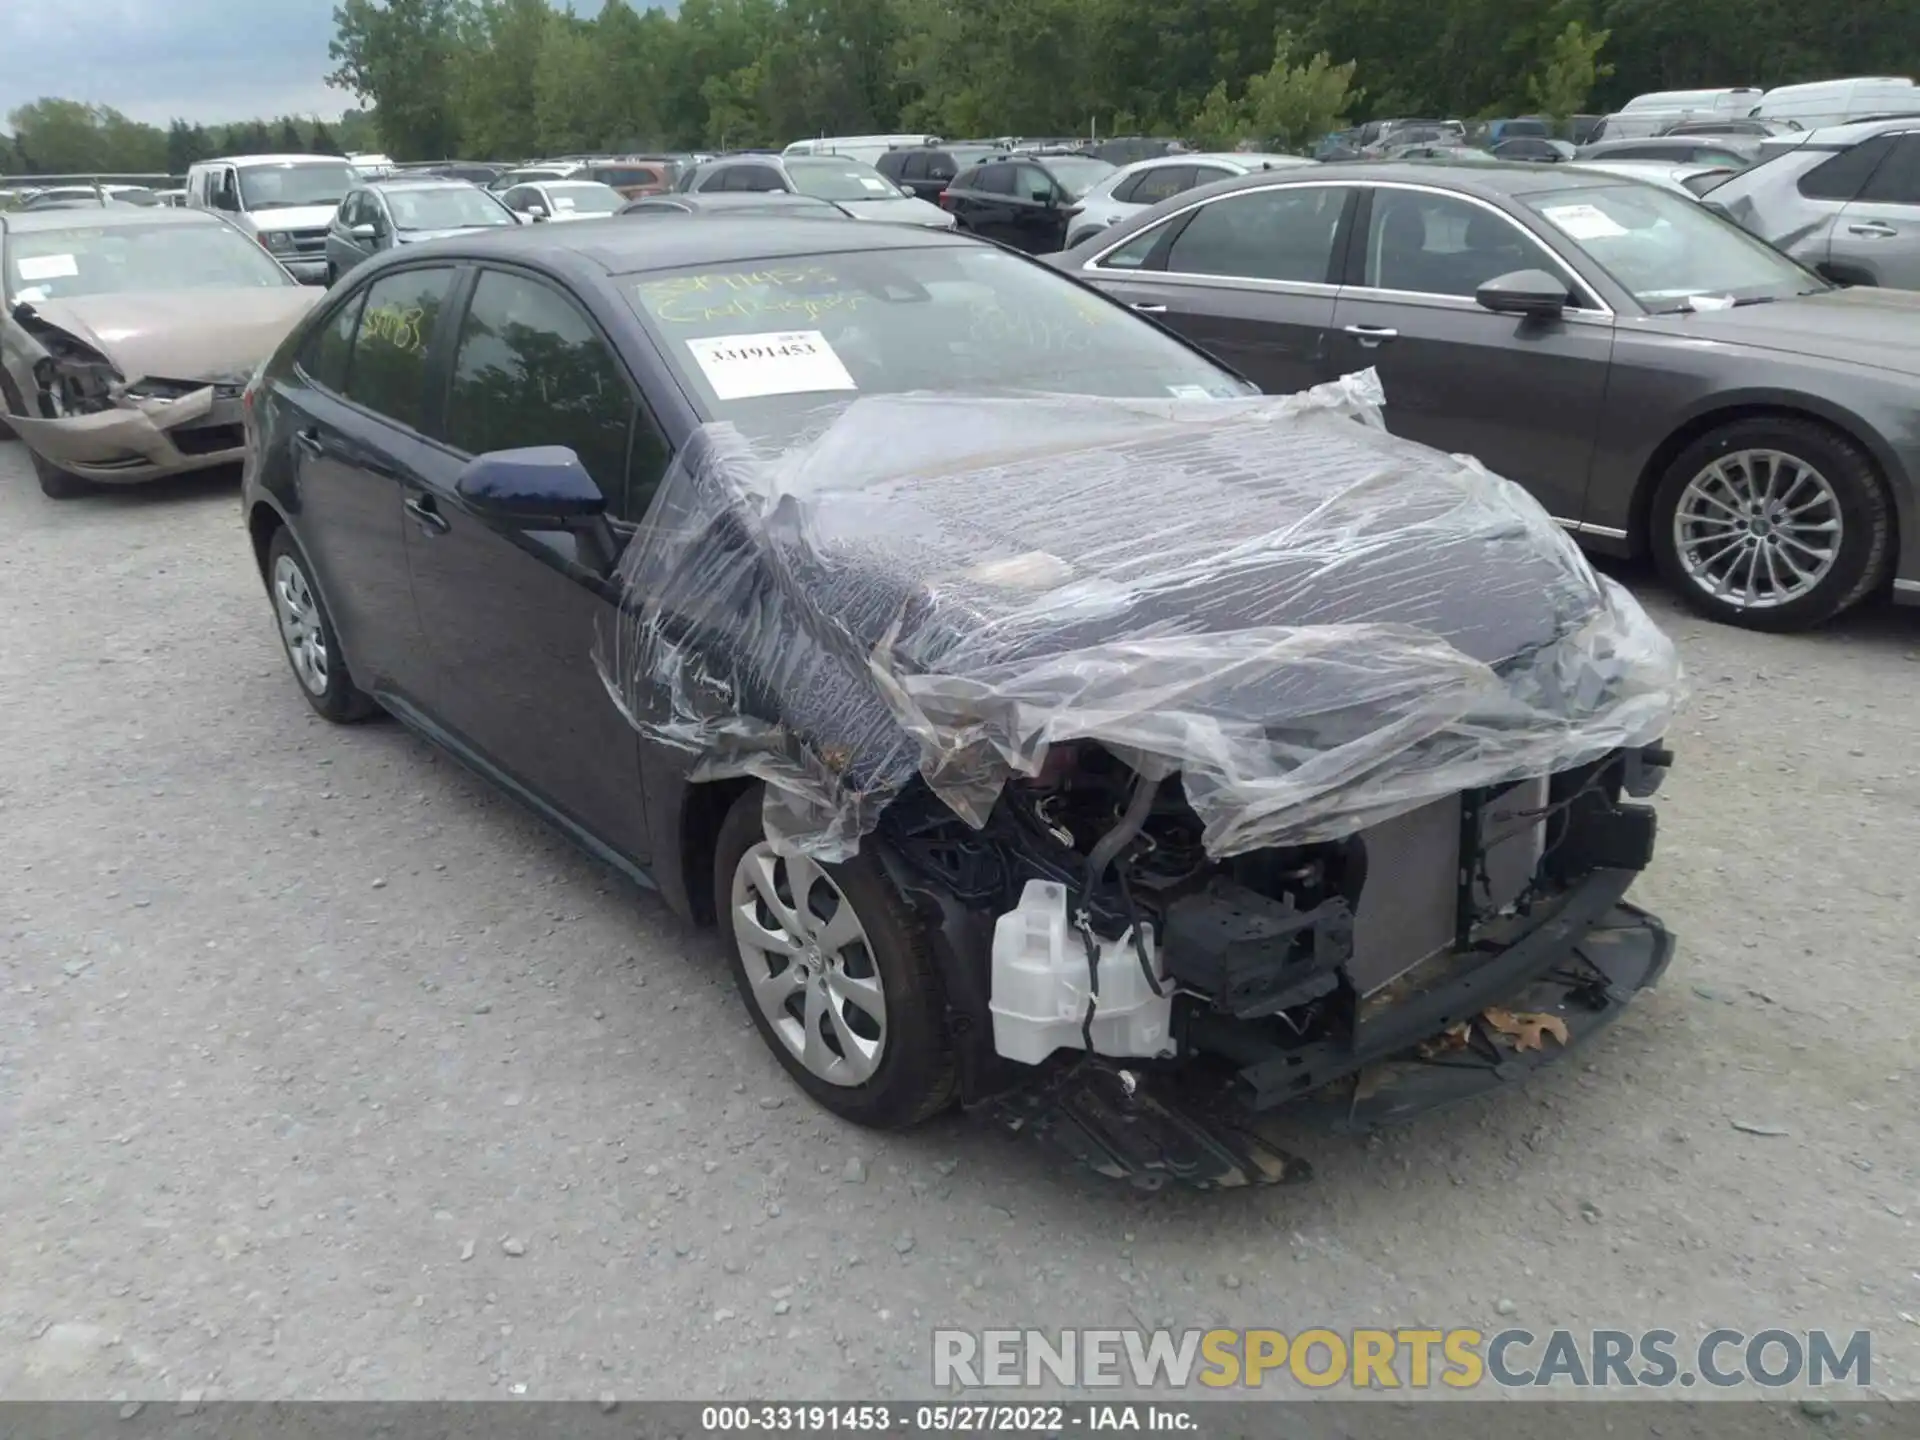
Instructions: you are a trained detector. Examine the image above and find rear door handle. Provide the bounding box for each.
[1131,302,1168,314]
[404,493,450,535]
[1343,324,1399,346]
[1847,221,1897,237]
[293,427,324,458]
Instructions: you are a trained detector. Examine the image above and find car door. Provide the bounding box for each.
[1327,184,1612,523]
[1007,163,1068,253]
[955,163,1018,242]
[1830,131,1920,289]
[279,267,458,703]
[402,264,668,863]
[1074,181,1355,395]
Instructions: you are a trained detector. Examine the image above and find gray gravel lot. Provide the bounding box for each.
[1,440,1916,1405]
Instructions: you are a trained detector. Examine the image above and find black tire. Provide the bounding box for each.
[325,263,339,287]
[713,784,957,1129]
[1650,416,1891,632]
[31,448,95,499]
[264,527,379,723]
[0,369,23,442]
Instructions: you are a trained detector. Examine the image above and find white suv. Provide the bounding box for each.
[184,154,360,284]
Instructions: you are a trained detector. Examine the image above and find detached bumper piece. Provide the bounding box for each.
[988,1061,1313,1191]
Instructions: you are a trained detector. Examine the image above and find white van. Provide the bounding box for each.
[1752,77,1918,131]
[782,134,942,167]
[184,154,359,284]
[1619,87,1765,115]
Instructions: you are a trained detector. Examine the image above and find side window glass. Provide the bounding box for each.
[1131,166,1197,206]
[1016,165,1054,201]
[1858,135,1920,204]
[343,266,456,431]
[899,152,927,181]
[1095,220,1172,270]
[977,165,1014,196]
[301,289,366,393]
[1163,186,1348,283]
[1190,166,1235,186]
[1799,135,1894,201]
[443,270,648,518]
[1110,172,1147,204]
[1363,191,1559,298]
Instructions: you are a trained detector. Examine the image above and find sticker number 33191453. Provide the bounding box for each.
[684,329,857,400]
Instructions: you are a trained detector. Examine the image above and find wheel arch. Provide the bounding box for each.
[1627,397,1904,577]
[247,499,287,581]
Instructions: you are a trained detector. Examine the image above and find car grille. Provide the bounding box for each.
[289,229,328,257]
[173,423,244,456]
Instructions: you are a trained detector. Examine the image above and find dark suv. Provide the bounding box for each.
[876,143,1007,203]
[941,154,1117,252]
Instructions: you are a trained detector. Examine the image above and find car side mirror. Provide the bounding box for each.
[1031,187,1055,205]
[1476,268,1570,318]
[457,447,619,570]
[525,204,548,221]
[350,222,378,241]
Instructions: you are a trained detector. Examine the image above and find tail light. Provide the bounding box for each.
[938,191,956,211]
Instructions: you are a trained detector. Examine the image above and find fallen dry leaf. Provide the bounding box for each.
[1482,1007,1570,1053]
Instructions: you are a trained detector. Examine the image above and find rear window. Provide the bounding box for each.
[626,246,1247,442]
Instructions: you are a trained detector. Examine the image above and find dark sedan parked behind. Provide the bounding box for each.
[1056,162,1920,631]
[941,153,1117,253]
[875,142,1006,203]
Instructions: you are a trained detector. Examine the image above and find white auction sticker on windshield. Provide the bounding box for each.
[685,330,857,400]
[17,254,78,280]
[859,177,891,193]
[1539,203,1626,240]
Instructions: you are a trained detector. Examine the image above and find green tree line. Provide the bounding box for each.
[1,99,381,177]
[6,0,1917,173]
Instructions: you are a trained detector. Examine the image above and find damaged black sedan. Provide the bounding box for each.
[241,218,1682,1187]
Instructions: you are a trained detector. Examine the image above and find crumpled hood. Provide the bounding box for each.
[1638,286,1920,377]
[832,196,954,227]
[20,287,322,384]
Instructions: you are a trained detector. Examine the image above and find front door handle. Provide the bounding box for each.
[404,494,450,535]
[1847,221,1896,238]
[293,427,324,459]
[1131,302,1168,314]
[1343,324,1399,346]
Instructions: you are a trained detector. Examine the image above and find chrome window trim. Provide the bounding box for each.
[1082,175,1619,318]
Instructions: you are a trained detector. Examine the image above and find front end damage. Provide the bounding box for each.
[597,373,1688,1187]
[5,296,302,482]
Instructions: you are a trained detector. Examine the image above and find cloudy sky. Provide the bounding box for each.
[0,0,612,128]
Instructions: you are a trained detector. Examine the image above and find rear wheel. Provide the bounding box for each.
[713,784,956,1128]
[265,527,379,722]
[1650,416,1890,632]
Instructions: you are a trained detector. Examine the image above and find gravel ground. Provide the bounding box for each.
[1,441,1916,1406]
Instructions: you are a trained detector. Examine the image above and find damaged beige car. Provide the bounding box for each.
[1,207,321,498]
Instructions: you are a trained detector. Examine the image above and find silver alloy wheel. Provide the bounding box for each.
[272,552,330,696]
[1673,449,1842,610]
[731,841,886,1087]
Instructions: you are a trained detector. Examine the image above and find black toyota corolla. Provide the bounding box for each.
[241,217,1681,1187]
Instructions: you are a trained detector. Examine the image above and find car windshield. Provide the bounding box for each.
[384,186,514,230]
[545,183,623,214]
[627,245,1250,443]
[787,160,905,202]
[3,221,293,302]
[1040,156,1117,198]
[1523,183,1824,310]
[240,162,356,211]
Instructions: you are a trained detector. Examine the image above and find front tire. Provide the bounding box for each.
[265,527,378,723]
[1650,416,1890,632]
[31,449,94,499]
[714,784,956,1128]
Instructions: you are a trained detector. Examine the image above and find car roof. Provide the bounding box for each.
[1799,114,1920,146]
[378,214,964,278]
[1221,160,1632,198]
[0,205,231,234]
[202,153,350,167]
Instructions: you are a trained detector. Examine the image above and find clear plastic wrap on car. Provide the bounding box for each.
[595,371,1684,861]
